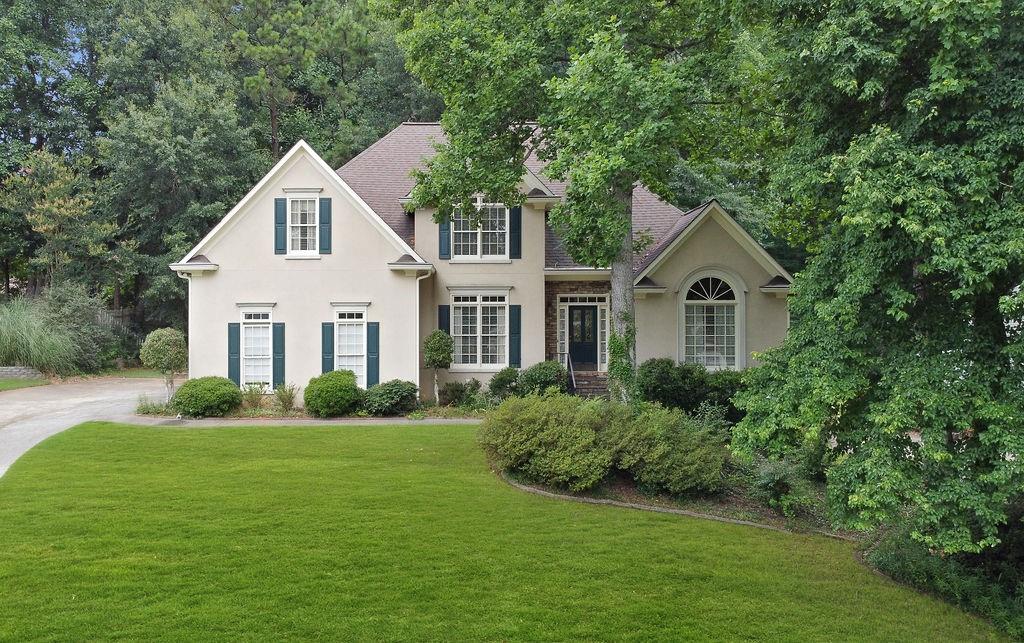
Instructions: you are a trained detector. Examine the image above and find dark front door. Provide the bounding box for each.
[568,305,598,369]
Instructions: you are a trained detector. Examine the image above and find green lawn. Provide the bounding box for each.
[0,377,47,392]
[0,423,1000,641]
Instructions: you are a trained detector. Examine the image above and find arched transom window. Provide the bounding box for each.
[682,276,739,369]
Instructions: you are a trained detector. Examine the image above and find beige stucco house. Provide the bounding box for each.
[171,123,792,397]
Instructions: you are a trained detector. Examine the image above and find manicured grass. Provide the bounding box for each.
[0,377,47,392]
[0,423,1001,641]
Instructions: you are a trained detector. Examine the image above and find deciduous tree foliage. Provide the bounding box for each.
[385,0,744,395]
[734,0,1024,554]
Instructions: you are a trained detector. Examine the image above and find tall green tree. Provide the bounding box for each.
[386,0,741,396]
[734,0,1024,554]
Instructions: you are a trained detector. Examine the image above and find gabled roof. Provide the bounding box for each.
[176,140,421,267]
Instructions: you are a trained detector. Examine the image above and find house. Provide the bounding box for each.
[171,123,792,397]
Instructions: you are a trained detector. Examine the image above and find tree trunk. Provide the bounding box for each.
[270,103,281,159]
[608,185,636,401]
[433,368,440,404]
[2,257,9,298]
[164,373,175,403]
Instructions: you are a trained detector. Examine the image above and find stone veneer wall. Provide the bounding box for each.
[0,366,44,379]
[543,280,611,361]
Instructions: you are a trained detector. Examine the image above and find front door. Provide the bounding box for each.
[568,305,598,370]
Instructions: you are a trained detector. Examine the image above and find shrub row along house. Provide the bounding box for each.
[171,123,792,396]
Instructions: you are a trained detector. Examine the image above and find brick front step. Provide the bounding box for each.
[573,371,609,398]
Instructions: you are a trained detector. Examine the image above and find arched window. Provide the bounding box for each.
[682,275,740,369]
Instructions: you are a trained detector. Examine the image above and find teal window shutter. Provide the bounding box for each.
[318,197,332,254]
[509,305,521,367]
[509,206,522,259]
[321,322,335,373]
[274,198,287,254]
[272,323,285,388]
[438,218,451,259]
[228,323,240,385]
[367,322,380,387]
[438,305,450,333]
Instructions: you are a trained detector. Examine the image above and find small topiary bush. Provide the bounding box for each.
[488,367,520,400]
[304,370,362,417]
[364,379,419,416]
[518,360,568,395]
[171,376,242,417]
[605,403,729,495]
[480,392,615,491]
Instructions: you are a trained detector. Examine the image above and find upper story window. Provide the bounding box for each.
[452,198,508,260]
[289,198,318,255]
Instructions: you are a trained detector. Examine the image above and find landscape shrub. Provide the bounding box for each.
[273,383,298,412]
[171,376,242,417]
[135,394,171,416]
[364,379,419,416]
[0,298,79,374]
[750,457,813,517]
[240,383,265,409]
[607,403,729,495]
[866,522,1024,639]
[304,370,362,417]
[139,327,188,401]
[635,358,745,423]
[480,392,615,491]
[487,367,520,400]
[518,360,568,395]
[438,380,467,406]
[38,283,118,372]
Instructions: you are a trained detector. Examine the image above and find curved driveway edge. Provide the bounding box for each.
[0,378,165,477]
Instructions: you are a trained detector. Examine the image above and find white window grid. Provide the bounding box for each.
[241,310,272,390]
[451,197,508,260]
[556,295,608,371]
[452,294,508,368]
[335,309,367,388]
[289,198,318,254]
[683,276,738,370]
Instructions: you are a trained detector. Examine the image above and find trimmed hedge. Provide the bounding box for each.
[364,379,419,416]
[304,370,362,417]
[518,360,568,395]
[171,376,242,417]
[635,358,745,423]
[481,392,730,494]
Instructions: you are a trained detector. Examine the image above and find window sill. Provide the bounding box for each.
[285,255,321,260]
[449,258,512,264]
[449,366,508,374]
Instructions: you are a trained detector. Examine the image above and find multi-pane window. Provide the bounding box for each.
[683,277,737,369]
[452,294,507,367]
[289,198,317,253]
[451,198,508,259]
[335,310,366,387]
[241,311,272,390]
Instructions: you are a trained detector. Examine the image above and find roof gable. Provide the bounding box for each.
[177,140,421,266]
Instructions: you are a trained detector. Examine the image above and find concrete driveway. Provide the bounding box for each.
[0,377,165,477]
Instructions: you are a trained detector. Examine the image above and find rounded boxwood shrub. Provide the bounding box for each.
[517,360,568,395]
[171,376,242,417]
[438,380,467,406]
[480,392,615,491]
[364,379,419,416]
[487,367,520,400]
[304,370,362,417]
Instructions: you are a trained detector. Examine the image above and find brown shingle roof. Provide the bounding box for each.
[337,122,705,270]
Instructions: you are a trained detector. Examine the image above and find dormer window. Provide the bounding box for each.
[452,197,508,260]
[289,197,318,255]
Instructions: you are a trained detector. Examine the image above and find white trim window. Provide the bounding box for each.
[452,293,508,369]
[289,197,318,255]
[556,294,609,372]
[335,307,367,387]
[452,197,508,260]
[682,276,740,370]
[241,310,272,390]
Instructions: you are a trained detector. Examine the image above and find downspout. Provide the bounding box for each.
[414,270,433,389]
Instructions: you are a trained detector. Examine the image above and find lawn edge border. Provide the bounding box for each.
[498,470,858,542]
